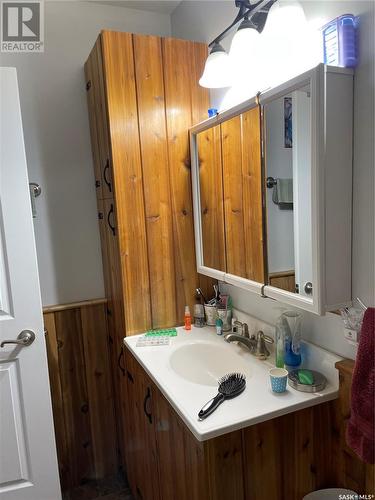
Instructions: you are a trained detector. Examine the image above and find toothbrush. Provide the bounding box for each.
[196,288,208,304]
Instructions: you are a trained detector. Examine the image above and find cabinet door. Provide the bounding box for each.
[84,49,103,200]
[93,37,114,199]
[221,108,264,283]
[99,198,128,467]
[154,386,208,500]
[124,351,160,500]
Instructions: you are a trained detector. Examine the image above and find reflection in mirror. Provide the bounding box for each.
[197,126,226,272]
[196,106,265,283]
[264,85,313,296]
[221,109,264,282]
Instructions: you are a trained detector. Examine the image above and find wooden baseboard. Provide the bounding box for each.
[43,297,107,314]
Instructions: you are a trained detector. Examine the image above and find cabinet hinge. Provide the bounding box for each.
[86,80,91,91]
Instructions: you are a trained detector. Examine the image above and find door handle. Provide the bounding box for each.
[117,347,125,376]
[143,387,152,424]
[1,330,36,348]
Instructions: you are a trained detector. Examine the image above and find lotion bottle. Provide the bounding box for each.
[184,305,192,331]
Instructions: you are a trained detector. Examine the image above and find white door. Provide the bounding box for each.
[0,68,61,500]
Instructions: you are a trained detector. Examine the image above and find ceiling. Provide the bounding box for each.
[93,1,182,14]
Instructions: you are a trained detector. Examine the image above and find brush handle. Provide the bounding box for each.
[198,393,225,420]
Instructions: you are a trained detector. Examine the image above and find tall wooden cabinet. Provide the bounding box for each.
[84,31,212,467]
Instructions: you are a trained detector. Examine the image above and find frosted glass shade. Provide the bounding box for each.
[199,48,232,88]
[263,0,306,38]
[229,25,260,67]
[258,0,311,88]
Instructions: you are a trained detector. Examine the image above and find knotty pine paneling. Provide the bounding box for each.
[221,115,247,278]
[133,34,177,329]
[162,37,214,317]
[241,107,264,283]
[221,108,264,283]
[44,299,118,491]
[101,30,152,335]
[333,360,375,494]
[197,125,226,273]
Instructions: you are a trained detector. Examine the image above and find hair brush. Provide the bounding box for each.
[198,372,246,420]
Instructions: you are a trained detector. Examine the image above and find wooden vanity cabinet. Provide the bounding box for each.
[124,350,374,500]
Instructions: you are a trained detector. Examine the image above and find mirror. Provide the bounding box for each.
[263,84,313,296]
[197,125,226,273]
[196,106,265,283]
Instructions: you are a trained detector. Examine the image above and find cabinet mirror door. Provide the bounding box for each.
[193,105,265,284]
[264,84,313,298]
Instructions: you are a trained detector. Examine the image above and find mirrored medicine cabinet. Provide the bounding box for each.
[190,64,354,315]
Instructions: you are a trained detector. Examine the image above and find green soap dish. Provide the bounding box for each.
[298,369,315,385]
[145,328,177,337]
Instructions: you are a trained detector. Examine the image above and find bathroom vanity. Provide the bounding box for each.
[123,326,344,500]
[190,64,354,315]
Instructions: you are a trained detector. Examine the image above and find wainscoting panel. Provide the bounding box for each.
[44,299,118,492]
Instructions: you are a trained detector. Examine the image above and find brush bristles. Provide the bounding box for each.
[219,372,246,384]
[218,372,246,395]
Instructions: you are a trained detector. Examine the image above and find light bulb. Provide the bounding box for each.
[199,43,232,89]
[258,0,313,87]
[263,0,306,38]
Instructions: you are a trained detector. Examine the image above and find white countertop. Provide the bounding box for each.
[124,325,341,442]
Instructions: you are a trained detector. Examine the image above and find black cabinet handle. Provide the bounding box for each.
[103,159,112,192]
[107,204,116,236]
[127,370,134,384]
[143,387,152,424]
[117,347,125,376]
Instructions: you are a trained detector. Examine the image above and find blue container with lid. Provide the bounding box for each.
[322,14,358,68]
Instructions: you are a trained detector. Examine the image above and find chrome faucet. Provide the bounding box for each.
[224,323,274,360]
[233,320,249,338]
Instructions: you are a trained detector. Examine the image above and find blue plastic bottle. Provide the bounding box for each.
[322,14,358,69]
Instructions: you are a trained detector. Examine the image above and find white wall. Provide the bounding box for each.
[265,96,294,273]
[0,1,171,306]
[172,0,375,359]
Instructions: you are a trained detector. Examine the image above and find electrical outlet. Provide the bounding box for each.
[344,328,358,345]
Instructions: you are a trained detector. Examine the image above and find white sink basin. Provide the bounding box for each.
[169,341,251,386]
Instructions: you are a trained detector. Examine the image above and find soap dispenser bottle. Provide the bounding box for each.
[281,311,302,369]
[275,317,286,368]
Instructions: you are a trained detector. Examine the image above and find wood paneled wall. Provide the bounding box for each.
[333,360,375,494]
[44,299,118,491]
[269,270,296,293]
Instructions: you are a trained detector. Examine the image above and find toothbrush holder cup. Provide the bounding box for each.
[204,304,217,326]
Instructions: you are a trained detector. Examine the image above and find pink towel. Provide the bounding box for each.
[346,307,375,464]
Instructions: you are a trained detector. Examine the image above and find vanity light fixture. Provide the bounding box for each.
[199,42,232,88]
[199,0,277,88]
